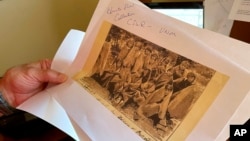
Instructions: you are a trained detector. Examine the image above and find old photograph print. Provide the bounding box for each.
[76,24,218,140]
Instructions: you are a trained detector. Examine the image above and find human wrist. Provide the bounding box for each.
[0,76,16,106]
[0,91,15,116]
[0,78,15,116]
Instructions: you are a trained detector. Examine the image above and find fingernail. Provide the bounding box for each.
[59,74,68,82]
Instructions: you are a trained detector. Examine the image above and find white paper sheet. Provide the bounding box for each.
[18,29,86,141]
[215,92,250,141]
[58,0,250,140]
[18,0,250,141]
[204,0,234,36]
[229,0,250,22]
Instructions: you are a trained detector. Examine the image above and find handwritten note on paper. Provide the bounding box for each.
[106,2,152,28]
[229,0,250,22]
[104,0,181,40]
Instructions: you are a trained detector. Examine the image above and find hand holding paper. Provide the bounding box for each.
[18,0,250,140]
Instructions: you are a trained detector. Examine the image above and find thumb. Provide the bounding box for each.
[37,69,68,84]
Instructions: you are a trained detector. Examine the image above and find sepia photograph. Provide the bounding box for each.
[76,23,220,140]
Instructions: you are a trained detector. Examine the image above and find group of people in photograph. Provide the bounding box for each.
[90,25,215,135]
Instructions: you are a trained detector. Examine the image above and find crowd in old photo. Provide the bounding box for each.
[91,25,215,134]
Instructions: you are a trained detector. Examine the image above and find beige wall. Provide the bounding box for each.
[0,0,98,76]
[0,0,58,76]
[54,0,98,41]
